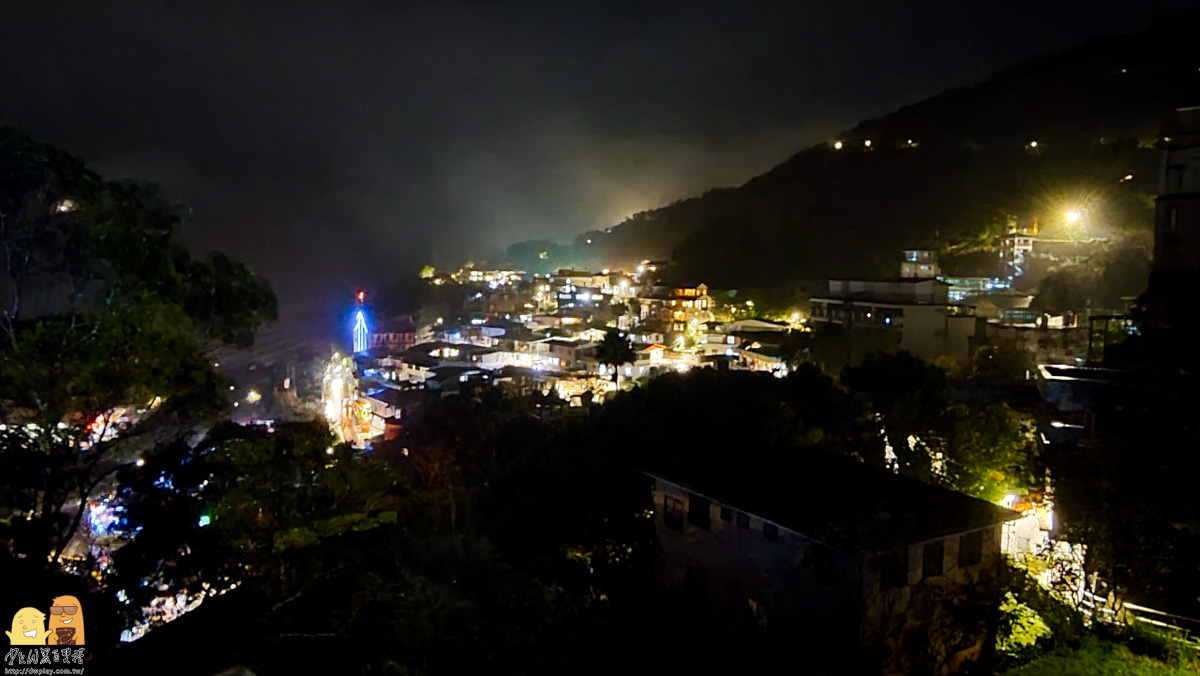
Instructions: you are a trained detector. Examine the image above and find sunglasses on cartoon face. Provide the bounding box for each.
[49,606,78,616]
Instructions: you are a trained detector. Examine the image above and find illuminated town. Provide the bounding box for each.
[3,5,1200,675]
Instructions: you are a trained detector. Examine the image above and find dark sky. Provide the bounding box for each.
[1,0,1194,330]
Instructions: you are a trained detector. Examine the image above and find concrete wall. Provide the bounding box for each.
[859,524,1004,676]
[829,279,949,303]
[900,308,979,363]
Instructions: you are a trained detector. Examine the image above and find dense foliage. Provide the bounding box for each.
[0,126,276,645]
[1002,637,1198,676]
[842,352,1040,500]
[0,126,276,568]
[8,119,1193,673]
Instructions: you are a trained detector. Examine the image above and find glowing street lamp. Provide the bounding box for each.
[1065,210,1082,224]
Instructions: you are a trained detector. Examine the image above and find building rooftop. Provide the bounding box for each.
[364,387,431,409]
[428,365,484,382]
[730,330,790,345]
[496,365,568,379]
[406,341,495,357]
[1036,364,1190,413]
[363,346,411,360]
[829,277,949,285]
[1038,364,1179,385]
[810,293,970,307]
[646,449,1017,553]
[724,318,788,328]
[373,318,416,333]
[391,353,440,368]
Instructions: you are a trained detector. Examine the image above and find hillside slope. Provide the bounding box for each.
[506,11,1200,286]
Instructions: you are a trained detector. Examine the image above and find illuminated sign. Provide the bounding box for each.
[352,310,369,353]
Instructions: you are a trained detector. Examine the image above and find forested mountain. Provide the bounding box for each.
[507,11,1200,286]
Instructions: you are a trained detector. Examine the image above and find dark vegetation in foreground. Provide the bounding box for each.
[5,116,1200,673]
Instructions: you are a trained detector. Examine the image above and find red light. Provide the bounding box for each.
[357,290,365,303]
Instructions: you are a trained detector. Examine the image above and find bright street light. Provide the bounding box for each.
[1065,210,1082,224]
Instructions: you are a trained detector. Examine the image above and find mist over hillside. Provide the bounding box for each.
[503,11,1200,286]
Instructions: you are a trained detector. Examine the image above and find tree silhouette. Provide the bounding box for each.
[594,329,636,386]
[0,125,276,577]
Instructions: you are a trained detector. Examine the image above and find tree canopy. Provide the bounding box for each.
[594,329,635,384]
[0,126,277,600]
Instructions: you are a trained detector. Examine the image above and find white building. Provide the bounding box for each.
[808,279,981,364]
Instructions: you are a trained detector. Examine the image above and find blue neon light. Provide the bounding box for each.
[353,309,370,353]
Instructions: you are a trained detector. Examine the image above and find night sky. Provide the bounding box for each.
[1,0,1194,337]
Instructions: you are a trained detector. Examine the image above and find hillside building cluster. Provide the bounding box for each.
[324,260,805,447]
[310,103,1200,676]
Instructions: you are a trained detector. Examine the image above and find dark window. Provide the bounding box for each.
[736,512,750,529]
[663,495,684,532]
[923,540,945,579]
[959,530,984,567]
[720,505,733,522]
[881,548,909,590]
[763,522,779,542]
[687,494,711,530]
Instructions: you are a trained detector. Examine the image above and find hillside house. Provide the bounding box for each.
[808,278,982,365]
[647,452,1017,674]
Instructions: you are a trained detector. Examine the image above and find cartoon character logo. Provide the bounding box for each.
[46,596,85,646]
[6,608,47,645]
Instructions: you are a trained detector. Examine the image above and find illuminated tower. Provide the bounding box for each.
[352,289,370,353]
